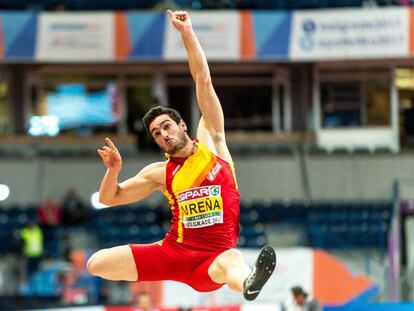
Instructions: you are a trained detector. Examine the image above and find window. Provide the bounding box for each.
[320,69,390,129]
[0,81,10,135]
[217,85,272,131]
[321,81,361,128]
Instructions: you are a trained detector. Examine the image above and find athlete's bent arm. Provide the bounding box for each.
[97,137,165,206]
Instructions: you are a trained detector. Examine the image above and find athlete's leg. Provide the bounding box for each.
[208,246,277,300]
[87,245,137,281]
[242,246,277,301]
[208,248,251,292]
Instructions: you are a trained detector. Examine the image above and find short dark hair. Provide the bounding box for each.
[291,286,307,297]
[142,106,182,134]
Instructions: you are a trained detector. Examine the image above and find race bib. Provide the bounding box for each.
[177,185,223,228]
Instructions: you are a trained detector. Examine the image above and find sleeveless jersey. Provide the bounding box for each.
[163,141,240,252]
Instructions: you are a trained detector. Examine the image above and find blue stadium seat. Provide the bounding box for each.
[237,235,246,247]
[241,223,265,238]
[21,267,60,296]
[240,210,259,224]
[244,235,266,248]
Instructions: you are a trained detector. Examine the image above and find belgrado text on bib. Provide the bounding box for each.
[177,185,223,228]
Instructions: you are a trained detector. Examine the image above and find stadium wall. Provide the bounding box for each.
[0,154,412,204]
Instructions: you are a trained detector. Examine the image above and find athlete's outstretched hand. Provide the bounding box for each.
[97,138,122,172]
[167,10,192,34]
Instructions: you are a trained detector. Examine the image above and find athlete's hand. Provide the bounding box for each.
[167,10,192,34]
[97,138,122,172]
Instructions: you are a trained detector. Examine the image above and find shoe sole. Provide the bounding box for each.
[243,246,277,301]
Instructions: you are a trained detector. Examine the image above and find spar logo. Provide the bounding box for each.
[210,186,220,196]
[178,185,221,203]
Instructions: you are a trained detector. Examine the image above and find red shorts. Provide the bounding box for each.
[129,240,225,292]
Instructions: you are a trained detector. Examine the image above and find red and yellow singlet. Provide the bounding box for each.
[163,141,240,252]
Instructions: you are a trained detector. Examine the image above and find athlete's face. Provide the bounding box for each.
[149,114,190,154]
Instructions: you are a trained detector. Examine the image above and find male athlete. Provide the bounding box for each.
[87,10,276,301]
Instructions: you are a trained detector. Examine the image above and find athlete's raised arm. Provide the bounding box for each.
[167,10,232,163]
[97,138,165,206]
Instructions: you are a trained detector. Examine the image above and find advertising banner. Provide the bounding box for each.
[36,13,114,61]
[162,248,312,308]
[164,11,240,60]
[161,248,375,307]
[115,12,165,60]
[0,12,37,60]
[290,8,409,60]
[241,11,291,60]
[1,8,412,62]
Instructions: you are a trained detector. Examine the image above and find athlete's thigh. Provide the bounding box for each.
[89,245,137,281]
[130,241,187,282]
[188,252,224,292]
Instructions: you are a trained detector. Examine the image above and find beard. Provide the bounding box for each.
[162,130,191,155]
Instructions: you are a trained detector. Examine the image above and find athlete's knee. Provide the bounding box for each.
[223,248,243,260]
[217,249,244,269]
[87,249,107,276]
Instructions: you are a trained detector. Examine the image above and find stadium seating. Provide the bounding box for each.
[0,200,393,255]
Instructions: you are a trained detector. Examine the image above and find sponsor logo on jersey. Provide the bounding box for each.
[177,185,223,228]
[178,185,220,202]
[207,162,222,181]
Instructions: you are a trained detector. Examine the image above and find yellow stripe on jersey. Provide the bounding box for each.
[177,206,184,243]
[171,142,216,194]
[163,190,175,210]
[229,162,238,189]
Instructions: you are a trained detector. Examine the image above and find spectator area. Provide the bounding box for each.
[0,200,392,256]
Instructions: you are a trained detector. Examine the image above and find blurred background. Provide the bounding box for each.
[0,0,414,310]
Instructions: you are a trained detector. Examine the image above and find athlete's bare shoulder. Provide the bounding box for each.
[143,161,167,170]
[137,161,167,188]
